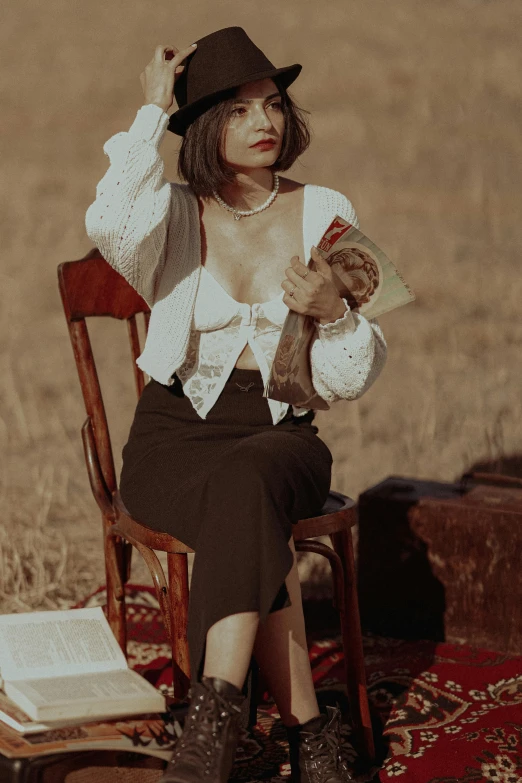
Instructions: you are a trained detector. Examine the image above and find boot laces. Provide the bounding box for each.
[303,720,352,782]
[171,686,240,772]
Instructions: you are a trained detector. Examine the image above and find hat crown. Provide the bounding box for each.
[169,26,301,136]
[174,27,278,108]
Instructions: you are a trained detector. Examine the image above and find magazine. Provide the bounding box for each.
[0,709,180,759]
[264,215,415,409]
[0,607,165,723]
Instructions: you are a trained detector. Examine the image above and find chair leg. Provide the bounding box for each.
[104,521,127,656]
[330,529,375,764]
[234,654,260,732]
[246,655,260,731]
[167,552,191,702]
[123,540,133,583]
[130,542,173,640]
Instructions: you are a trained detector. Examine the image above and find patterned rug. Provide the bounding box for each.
[79,585,522,782]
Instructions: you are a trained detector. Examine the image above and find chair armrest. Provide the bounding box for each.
[81,416,114,519]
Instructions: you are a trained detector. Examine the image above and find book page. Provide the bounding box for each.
[6,670,164,708]
[0,607,127,681]
[0,686,166,735]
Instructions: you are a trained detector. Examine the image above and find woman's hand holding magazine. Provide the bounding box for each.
[264,215,415,409]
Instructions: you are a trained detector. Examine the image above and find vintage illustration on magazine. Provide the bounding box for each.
[264,215,415,409]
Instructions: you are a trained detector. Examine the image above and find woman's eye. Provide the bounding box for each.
[231,102,281,116]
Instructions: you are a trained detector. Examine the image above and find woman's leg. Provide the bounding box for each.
[203,610,260,690]
[200,536,319,723]
[253,537,321,727]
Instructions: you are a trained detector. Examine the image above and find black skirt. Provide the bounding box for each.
[119,367,333,685]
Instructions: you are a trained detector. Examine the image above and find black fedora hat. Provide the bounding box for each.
[168,26,302,136]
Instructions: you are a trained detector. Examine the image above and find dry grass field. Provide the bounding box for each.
[2,0,521,611]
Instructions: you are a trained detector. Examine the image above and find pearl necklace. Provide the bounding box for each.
[212,174,279,220]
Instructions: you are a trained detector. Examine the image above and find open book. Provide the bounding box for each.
[264,215,415,409]
[0,607,165,723]
[0,688,120,735]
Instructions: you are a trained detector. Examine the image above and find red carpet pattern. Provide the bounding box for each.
[80,585,522,782]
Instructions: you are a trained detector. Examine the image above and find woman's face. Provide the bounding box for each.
[222,78,285,172]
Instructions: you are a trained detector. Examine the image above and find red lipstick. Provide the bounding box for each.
[251,139,276,149]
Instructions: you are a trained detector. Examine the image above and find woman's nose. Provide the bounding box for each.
[251,106,273,130]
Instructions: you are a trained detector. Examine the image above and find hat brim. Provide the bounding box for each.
[167,63,302,137]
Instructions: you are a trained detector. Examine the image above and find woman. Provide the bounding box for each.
[85,26,386,783]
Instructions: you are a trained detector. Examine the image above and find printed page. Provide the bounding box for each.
[0,688,158,735]
[5,670,165,721]
[7,669,164,707]
[0,607,127,681]
[315,218,415,320]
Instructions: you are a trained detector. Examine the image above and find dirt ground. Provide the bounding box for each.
[2,0,521,610]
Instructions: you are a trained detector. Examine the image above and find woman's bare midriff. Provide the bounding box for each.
[198,178,306,370]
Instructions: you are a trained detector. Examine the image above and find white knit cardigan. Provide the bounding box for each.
[85,103,387,404]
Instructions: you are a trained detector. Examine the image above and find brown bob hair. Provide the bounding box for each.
[177,77,311,198]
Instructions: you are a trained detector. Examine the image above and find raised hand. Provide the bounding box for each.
[140,43,197,114]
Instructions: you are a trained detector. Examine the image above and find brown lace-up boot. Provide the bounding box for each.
[159,675,247,783]
[286,706,354,783]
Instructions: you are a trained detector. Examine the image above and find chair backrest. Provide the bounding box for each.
[58,247,150,498]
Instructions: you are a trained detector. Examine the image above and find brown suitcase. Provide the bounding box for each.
[357,475,522,655]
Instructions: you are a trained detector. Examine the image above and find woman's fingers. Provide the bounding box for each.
[168,43,197,66]
[143,43,197,110]
[171,44,196,83]
[163,46,179,62]
[155,44,176,62]
[285,266,315,290]
[154,43,196,65]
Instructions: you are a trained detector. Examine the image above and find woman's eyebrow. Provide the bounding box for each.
[233,92,281,105]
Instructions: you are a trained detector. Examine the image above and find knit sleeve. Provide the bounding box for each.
[84,103,173,306]
[310,301,387,402]
[309,193,387,402]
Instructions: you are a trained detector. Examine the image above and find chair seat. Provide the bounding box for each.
[112,489,356,550]
[292,490,357,541]
[113,492,195,554]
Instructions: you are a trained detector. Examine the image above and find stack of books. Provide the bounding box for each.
[0,606,179,760]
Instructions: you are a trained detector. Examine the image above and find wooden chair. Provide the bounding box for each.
[58,248,375,764]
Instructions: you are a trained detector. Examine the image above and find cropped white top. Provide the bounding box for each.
[84,103,387,424]
[176,265,307,424]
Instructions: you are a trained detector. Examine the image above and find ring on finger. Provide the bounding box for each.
[289,285,296,297]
